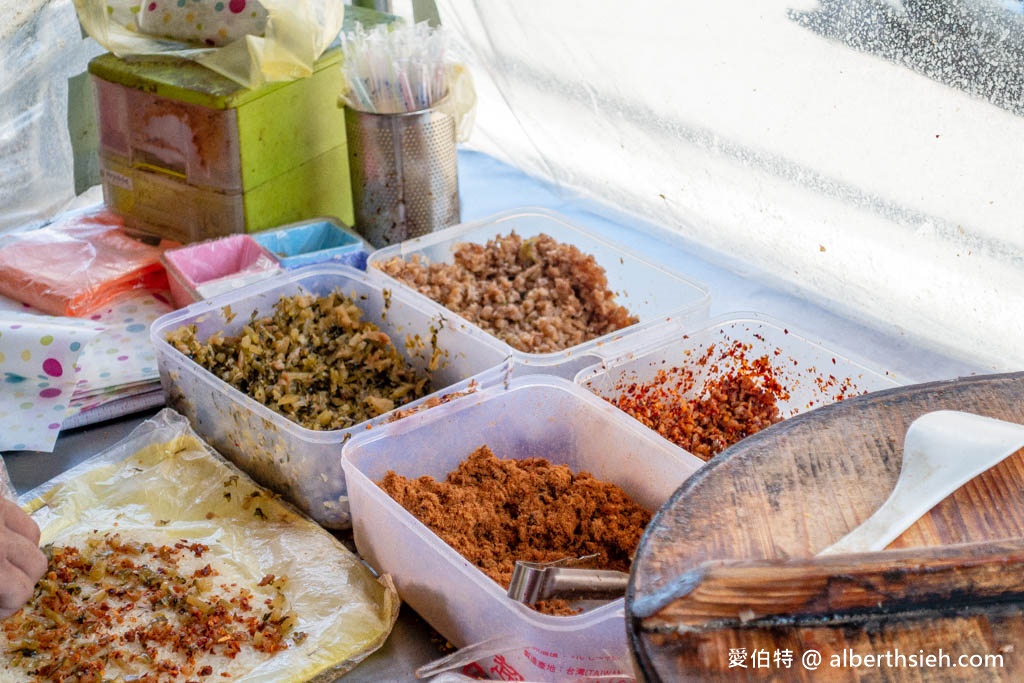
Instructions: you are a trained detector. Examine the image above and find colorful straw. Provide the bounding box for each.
[340,21,450,114]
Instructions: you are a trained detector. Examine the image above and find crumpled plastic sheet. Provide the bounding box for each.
[73,0,346,88]
[0,0,104,233]
[0,457,15,500]
[10,408,400,682]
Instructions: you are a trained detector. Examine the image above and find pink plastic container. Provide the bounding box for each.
[162,234,281,308]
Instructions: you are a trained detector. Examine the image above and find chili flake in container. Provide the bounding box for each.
[598,327,870,461]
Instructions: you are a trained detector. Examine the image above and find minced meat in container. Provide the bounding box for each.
[341,374,703,682]
[365,207,711,378]
[150,263,511,529]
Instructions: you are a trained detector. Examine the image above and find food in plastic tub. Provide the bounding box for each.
[374,231,638,353]
[366,207,711,378]
[378,443,651,616]
[150,263,510,529]
[576,313,903,460]
[251,217,371,270]
[166,288,431,430]
[342,375,703,682]
[3,409,398,682]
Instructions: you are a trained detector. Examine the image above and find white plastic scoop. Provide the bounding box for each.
[820,410,1024,556]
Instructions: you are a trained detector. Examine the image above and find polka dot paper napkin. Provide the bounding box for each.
[70,292,171,404]
[136,0,269,47]
[0,290,175,452]
[65,291,173,426]
[0,319,103,452]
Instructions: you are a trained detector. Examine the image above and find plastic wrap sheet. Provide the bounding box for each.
[0,455,15,500]
[4,408,399,682]
[73,0,346,88]
[0,208,172,318]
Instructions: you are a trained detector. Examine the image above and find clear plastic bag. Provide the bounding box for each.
[0,207,173,317]
[0,1,104,234]
[15,408,400,681]
[72,0,346,88]
[0,456,15,501]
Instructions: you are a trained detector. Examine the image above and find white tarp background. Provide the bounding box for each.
[1,0,1021,372]
[439,0,1024,373]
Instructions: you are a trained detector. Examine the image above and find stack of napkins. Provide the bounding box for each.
[0,289,173,451]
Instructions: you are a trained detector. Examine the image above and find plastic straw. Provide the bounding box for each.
[341,21,450,114]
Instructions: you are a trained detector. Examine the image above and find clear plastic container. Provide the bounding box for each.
[150,263,511,529]
[342,375,703,682]
[251,217,372,270]
[365,207,711,378]
[576,313,904,457]
[162,234,282,308]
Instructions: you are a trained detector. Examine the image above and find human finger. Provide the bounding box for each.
[5,533,47,587]
[1,499,41,546]
[0,547,42,620]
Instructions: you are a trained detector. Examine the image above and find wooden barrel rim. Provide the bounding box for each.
[627,371,1024,681]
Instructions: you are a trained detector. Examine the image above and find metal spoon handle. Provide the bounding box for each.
[539,567,630,602]
[507,561,629,605]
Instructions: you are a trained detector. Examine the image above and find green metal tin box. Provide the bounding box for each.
[91,45,352,243]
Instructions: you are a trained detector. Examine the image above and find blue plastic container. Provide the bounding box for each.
[254,217,371,270]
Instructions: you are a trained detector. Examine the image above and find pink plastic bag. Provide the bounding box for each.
[0,209,174,318]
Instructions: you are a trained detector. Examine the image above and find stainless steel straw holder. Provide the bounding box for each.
[344,103,460,248]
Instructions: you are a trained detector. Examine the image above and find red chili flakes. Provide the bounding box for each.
[2,532,297,681]
[606,333,872,460]
[608,340,789,461]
